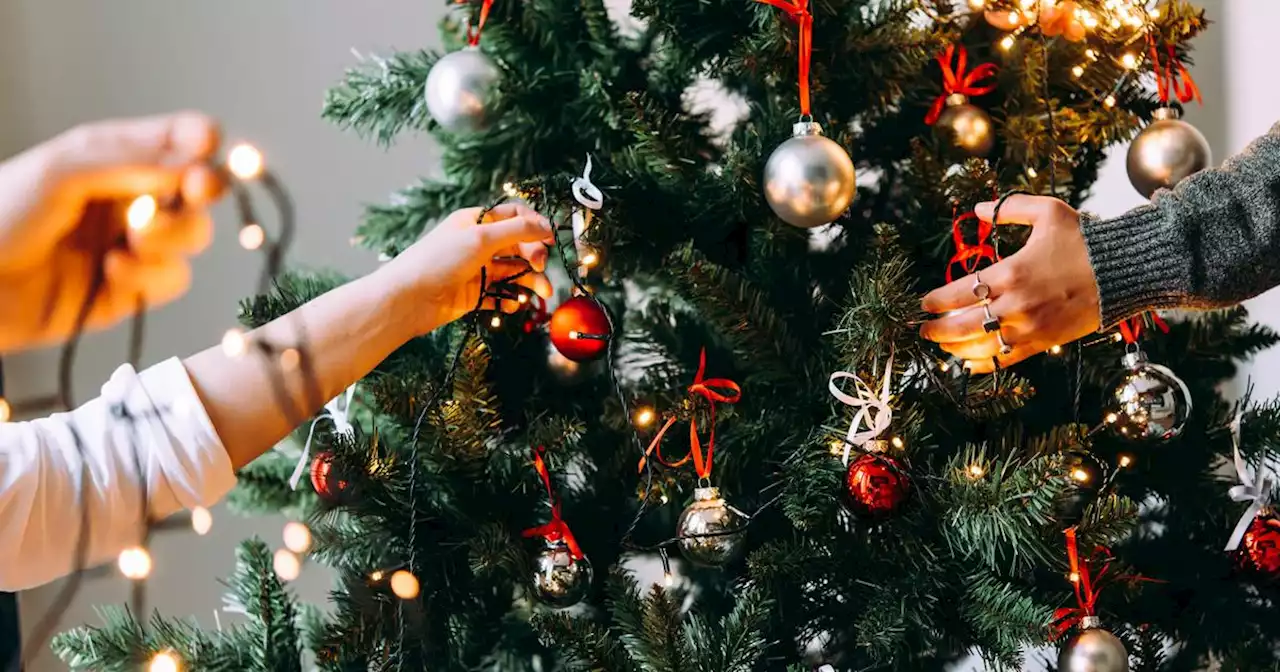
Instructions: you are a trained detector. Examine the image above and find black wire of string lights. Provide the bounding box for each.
[4,141,306,671]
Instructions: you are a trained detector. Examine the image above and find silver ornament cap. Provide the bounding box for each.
[763,121,857,229]
[677,487,748,566]
[532,538,593,608]
[1058,617,1130,672]
[1106,350,1192,442]
[1126,107,1212,199]
[424,47,500,134]
[934,93,995,158]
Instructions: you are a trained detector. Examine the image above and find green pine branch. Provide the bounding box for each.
[323,49,436,145]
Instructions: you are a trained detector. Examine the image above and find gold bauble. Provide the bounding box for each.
[934,94,994,157]
[1058,617,1130,672]
[763,121,857,229]
[1126,107,1212,199]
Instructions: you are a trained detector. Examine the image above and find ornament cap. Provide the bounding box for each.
[1079,615,1102,630]
[1121,350,1148,369]
[945,93,969,107]
[692,486,722,502]
[791,120,824,137]
[1152,106,1180,121]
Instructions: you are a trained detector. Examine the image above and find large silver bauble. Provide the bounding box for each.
[763,121,856,229]
[1058,618,1130,672]
[1126,107,1212,199]
[677,487,748,566]
[934,94,994,157]
[532,539,593,608]
[424,47,500,134]
[1106,350,1192,442]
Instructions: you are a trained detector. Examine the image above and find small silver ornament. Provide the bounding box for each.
[677,487,748,566]
[1058,617,1130,672]
[424,47,500,134]
[532,539,593,608]
[1126,107,1212,199]
[934,94,994,157]
[1106,350,1191,442]
[763,121,856,229]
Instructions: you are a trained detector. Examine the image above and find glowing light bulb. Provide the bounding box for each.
[1085,48,1098,61]
[227,144,264,180]
[663,572,674,587]
[891,436,905,449]
[191,507,213,536]
[1072,65,1085,78]
[283,522,312,554]
[490,315,503,328]
[829,439,844,455]
[1119,454,1133,468]
[273,549,301,581]
[968,0,986,8]
[1071,468,1090,483]
[1121,53,1139,69]
[1106,412,1119,424]
[568,330,581,340]
[1008,10,1021,24]
[239,223,265,250]
[127,195,158,231]
[1112,332,1125,342]
[1020,0,1036,8]
[222,329,247,357]
[1050,344,1063,355]
[391,570,420,599]
[370,570,385,581]
[1068,571,1081,583]
[502,182,518,197]
[1000,35,1016,51]
[149,651,181,672]
[580,252,599,267]
[968,464,986,479]
[279,348,301,371]
[1104,95,1117,108]
[0,398,10,424]
[1149,7,1160,18]
[517,293,529,305]
[634,407,656,427]
[118,547,153,580]
[1026,167,1039,179]
[1082,12,1098,28]
[660,494,669,504]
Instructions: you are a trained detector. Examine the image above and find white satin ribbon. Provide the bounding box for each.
[290,384,357,490]
[1225,410,1274,551]
[828,355,894,466]
[571,154,604,210]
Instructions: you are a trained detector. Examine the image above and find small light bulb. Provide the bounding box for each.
[891,436,905,449]
[829,439,844,456]
[1121,53,1138,69]
[1149,7,1160,18]
[660,494,669,504]
[0,398,10,423]
[634,407,656,427]
[1072,65,1085,78]
[568,330,581,340]
[1119,454,1133,468]
[127,195,158,231]
[273,549,301,581]
[968,464,985,479]
[1085,48,1098,61]
[283,522,312,554]
[1104,95,1117,108]
[118,547,153,580]
[1068,571,1081,583]
[580,252,598,268]
[1112,332,1125,342]
[1050,344,1063,355]
[1082,12,1098,28]
[1000,35,1016,51]
[968,0,986,8]
[1110,17,1122,29]
[517,293,529,305]
[149,650,181,672]
[391,570,420,599]
[222,329,247,357]
[227,144,264,180]
[502,182,518,197]
[1071,468,1090,483]
[370,570,385,581]
[1106,412,1119,424]
[1020,0,1036,9]
[191,506,213,536]
[1008,10,1021,24]
[1026,166,1038,179]
[490,315,502,329]
[239,223,265,250]
[279,347,301,371]
[663,572,674,587]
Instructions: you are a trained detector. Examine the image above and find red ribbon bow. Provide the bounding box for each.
[638,349,742,480]
[1118,312,1169,344]
[945,211,1000,283]
[522,294,551,334]
[522,446,584,559]
[1150,39,1202,106]
[1051,527,1109,639]
[926,45,999,126]
[466,0,495,47]
[755,0,814,117]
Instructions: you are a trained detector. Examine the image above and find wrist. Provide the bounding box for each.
[365,265,447,339]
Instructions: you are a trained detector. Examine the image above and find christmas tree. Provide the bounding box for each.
[50,0,1280,669]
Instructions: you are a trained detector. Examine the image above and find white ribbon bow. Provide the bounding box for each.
[1225,409,1274,551]
[290,383,357,490]
[571,154,604,211]
[827,355,894,466]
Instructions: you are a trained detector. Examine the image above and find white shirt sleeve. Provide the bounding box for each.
[0,357,236,592]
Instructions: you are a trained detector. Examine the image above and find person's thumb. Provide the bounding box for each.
[974,194,1062,227]
[478,214,555,251]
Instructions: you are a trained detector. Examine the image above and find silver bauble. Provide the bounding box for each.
[1126,107,1212,199]
[763,121,856,229]
[532,539,593,608]
[934,94,994,157]
[677,487,748,566]
[424,47,500,134]
[1106,350,1191,442]
[1058,617,1130,672]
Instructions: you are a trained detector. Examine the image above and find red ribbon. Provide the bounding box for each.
[522,294,550,334]
[1118,312,1170,344]
[926,45,999,126]
[1050,527,1110,640]
[466,0,495,47]
[638,349,742,480]
[522,446,584,559]
[945,211,1000,283]
[1150,39,1202,106]
[755,0,814,116]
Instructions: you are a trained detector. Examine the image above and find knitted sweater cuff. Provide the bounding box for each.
[1079,209,1188,328]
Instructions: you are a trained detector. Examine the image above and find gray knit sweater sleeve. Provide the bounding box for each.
[1081,121,1280,327]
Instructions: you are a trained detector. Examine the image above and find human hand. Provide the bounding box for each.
[374,202,555,337]
[919,195,1101,373]
[0,112,224,353]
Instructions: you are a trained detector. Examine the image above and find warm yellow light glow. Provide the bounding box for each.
[1000,35,1016,51]
[118,547,153,580]
[370,570,385,582]
[1019,0,1036,9]
[127,195,158,231]
[1008,10,1021,24]
[149,651,181,672]
[1071,468,1091,483]
[283,522,312,554]
[968,464,986,479]
[663,572,674,587]
[1104,95,1117,108]
[1150,7,1161,18]
[660,494,669,504]
[1106,412,1120,424]
[1085,49,1097,61]
[228,144,264,180]
[517,293,529,305]
[391,570,420,599]
[222,329,247,357]
[1121,53,1139,69]
[1069,571,1081,583]
[967,0,986,8]
[580,252,599,268]
[829,439,844,456]
[1119,454,1133,468]
[634,407,656,427]
[191,507,213,536]
[1050,344,1063,355]
[891,436,905,449]
[1081,12,1098,28]
[1112,332,1125,342]
[490,315,503,329]
[940,360,951,372]
[568,330,581,340]
[280,348,301,371]
[502,181,518,197]
[239,223,265,250]
[1072,65,1085,78]
[0,398,10,424]
[273,549,301,581]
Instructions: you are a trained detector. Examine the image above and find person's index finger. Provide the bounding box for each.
[479,214,554,250]
[920,260,1016,313]
[54,112,221,176]
[485,201,540,222]
[974,194,1057,226]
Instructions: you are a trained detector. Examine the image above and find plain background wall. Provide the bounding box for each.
[0,0,1275,670]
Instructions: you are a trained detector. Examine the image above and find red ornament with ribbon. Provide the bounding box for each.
[1106,312,1190,442]
[1126,38,1212,199]
[523,446,593,607]
[926,45,998,158]
[1223,412,1280,578]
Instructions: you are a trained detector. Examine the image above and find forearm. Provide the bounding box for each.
[185,269,426,470]
[1082,121,1280,326]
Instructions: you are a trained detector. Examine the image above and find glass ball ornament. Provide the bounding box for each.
[549,296,611,363]
[1126,107,1212,199]
[845,447,912,519]
[1237,512,1280,577]
[311,450,351,502]
[677,487,748,567]
[531,539,593,608]
[1058,617,1130,672]
[763,121,856,229]
[424,47,500,134]
[1105,350,1191,442]
[934,94,994,158]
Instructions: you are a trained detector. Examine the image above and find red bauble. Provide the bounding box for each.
[845,454,911,519]
[549,296,611,362]
[1239,513,1280,576]
[310,451,350,501]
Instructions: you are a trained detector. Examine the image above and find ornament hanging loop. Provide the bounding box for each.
[1225,410,1275,551]
[755,0,813,116]
[827,354,894,466]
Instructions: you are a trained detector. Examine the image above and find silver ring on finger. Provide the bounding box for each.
[980,302,1014,356]
[972,272,992,302]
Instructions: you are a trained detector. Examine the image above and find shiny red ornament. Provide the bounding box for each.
[311,451,349,501]
[845,454,911,518]
[1239,513,1280,576]
[549,296,611,362]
